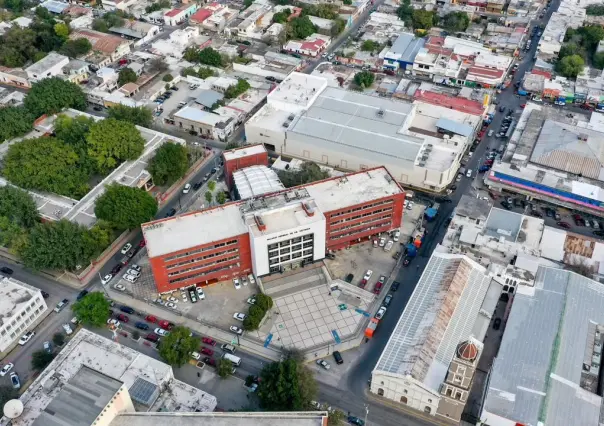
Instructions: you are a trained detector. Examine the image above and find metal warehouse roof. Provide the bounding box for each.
[233,165,284,199]
[435,117,473,137]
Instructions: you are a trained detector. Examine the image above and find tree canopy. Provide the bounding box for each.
[442,11,469,32]
[225,78,251,99]
[301,4,339,19]
[257,356,317,410]
[18,220,110,271]
[412,9,437,30]
[354,70,375,89]
[158,326,200,367]
[594,51,604,69]
[31,350,54,370]
[53,332,65,346]
[107,105,153,127]
[396,0,413,26]
[71,291,110,327]
[86,118,145,172]
[95,184,158,230]
[0,106,34,143]
[558,42,587,61]
[361,40,380,52]
[277,162,329,187]
[59,38,92,58]
[272,8,291,23]
[586,4,604,15]
[24,77,87,118]
[148,142,189,186]
[0,386,18,411]
[556,54,585,78]
[118,67,138,86]
[92,11,125,33]
[184,47,224,67]
[217,359,233,378]
[181,66,216,79]
[2,136,90,198]
[0,186,39,228]
[288,16,317,39]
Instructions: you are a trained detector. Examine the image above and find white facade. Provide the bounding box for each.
[163,4,200,26]
[25,52,69,83]
[0,277,48,352]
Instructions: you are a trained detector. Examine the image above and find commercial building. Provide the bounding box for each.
[480,267,604,426]
[382,33,426,71]
[245,72,480,192]
[25,52,69,83]
[223,144,270,187]
[0,277,48,352]
[371,252,502,422]
[142,166,404,293]
[109,412,327,426]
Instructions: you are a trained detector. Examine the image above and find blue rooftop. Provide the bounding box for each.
[389,33,426,64]
[435,117,473,137]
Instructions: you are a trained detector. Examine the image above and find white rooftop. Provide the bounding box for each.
[109,412,327,426]
[223,144,267,161]
[266,72,327,113]
[233,165,284,199]
[0,277,41,324]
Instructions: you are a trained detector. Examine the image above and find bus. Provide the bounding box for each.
[222,353,241,366]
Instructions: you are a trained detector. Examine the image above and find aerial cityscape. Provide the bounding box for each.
[0,0,603,424]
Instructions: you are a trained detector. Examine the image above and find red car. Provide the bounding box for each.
[145,315,157,323]
[520,104,526,108]
[202,337,216,346]
[557,221,571,229]
[159,320,174,330]
[373,282,383,295]
[117,314,129,323]
[146,333,159,343]
[203,357,216,366]
[201,347,214,356]
[138,240,146,247]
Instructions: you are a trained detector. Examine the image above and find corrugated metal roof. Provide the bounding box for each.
[233,165,284,199]
[195,90,224,109]
[435,117,473,137]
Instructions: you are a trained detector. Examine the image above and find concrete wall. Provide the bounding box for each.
[370,373,441,417]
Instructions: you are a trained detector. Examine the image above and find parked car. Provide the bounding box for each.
[54,299,69,313]
[0,266,13,275]
[18,331,35,346]
[233,312,246,321]
[43,341,52,354]
[117,314,129,323]
[390,281,400,292]
[154,328,170,336]
[230,326,243,335]
[347,416,365,426]
[145,315,157,323]
[123,274,137,283]
[375,306,387,320]
[190,351,201,360]
[333,351,343,365]
[10,372,20,389]
[62,324,73,335]
[204,357,217,367]
[383,293,393,307]
[247,296,256,305]
[101,274,113,285]
[201,347,214,356]
[135,322,149,330]
[233,278,241,290]
[493,318,502,330]
[557,221,571,229]
[360,270,373,287]
[145,333,160,343]
[0,363,13,377]
[77,290,88,301]
[202,337,216,346]
[182,183,191,194]
[165,208,177,217]
[158,320,174,330]
[113,283,126,291]
[196,286,206,300]
[120,305,135,314]
[316,359,330,370]
[120,243,132,255]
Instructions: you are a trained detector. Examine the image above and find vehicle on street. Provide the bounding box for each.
[221,343,236,353]
[375,306,387,320]
[120,243,132,255]
[557,221,571,229]
[0,363,14,376]
[145,333,159,342]
[193,182,202,191]
[158,320,174,330]
[333,350,343,365]
[0,267,13,275]
[101,274,113,285]
[383,293,393,307]
[347,416,365,426]
[360,270,373,287]
[466,169,473,178]
[154,328,169,336]
[202,337,216,346]
[233,312,246,321]
[182,183,191,194]
[43,341,52,353]
[165,208,177,217]
[113,283,126,291]
[120,305,135,314]
[233,278,241,290]
[111,264,123,274]
[488,130,494,137]
[77,290,88,301]
[230,326,243,335]
[10,372,20,389]
[316,359,330,370]
[191,351,201,360]
[62,324,73,335]
[493,318,502,330]
[204,357,216,366]
[201,347,214,356]
[18,331,35,346]
[117,314,129,322]
[145,315,157,323]
[54,299,69,313]
[390,281,400,291]
[135,322,149,330]
[247,296,256,305]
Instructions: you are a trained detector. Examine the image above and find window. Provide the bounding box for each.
[400,396,407,404]
[457,365,466,374]
[446,388,452,397]
[428,399,432,403]
[424,407,431,414]
[377,388,384,396]
[455,391,462,400]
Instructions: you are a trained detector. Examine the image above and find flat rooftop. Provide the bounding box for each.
[266,72,327,111]
[0,277,40,326]
[245,199,324,236]
[223,144,267,161]
[109,412,327,426]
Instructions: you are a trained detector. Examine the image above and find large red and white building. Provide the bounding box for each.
[142,165,405,294]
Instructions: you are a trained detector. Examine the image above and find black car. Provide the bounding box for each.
[93,105,103,111]
[0,266,13,275]
[111,264,123,274]
[493,318,502,330]
[347,416,365,426]
[77,290,89,301]
[120,305,135,314]
[513,198,521,207]
[345,273,354,283]
[333,350,344,365]
[41,291,50,299]
[499,105,505,112]
[594,230,604,237]
[390,281,400,292]
[265,76,277,82]
[193,182,202,190]
[435,196,452,203]
[500,201,512,210]
[165,208,177,217]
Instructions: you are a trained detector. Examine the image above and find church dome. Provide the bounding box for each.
[457,340,479,362]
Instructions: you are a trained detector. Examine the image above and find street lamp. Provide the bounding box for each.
[364,404,369,426]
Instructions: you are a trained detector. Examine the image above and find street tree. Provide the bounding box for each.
[243,305,265,331]
[0,186,39,228]
[204,191,213,205]
[442,11,469,32]
[95,184,158,230]
[557,54,585,78]
[86,118,145,172]
[59,38,92,58]
[354,70,375,89]
[0,386,18,409]
[24,77,87,117]
[207,181,216,192]
[158,326,200,367]
[327,409,347,425]
[148,142,189,186]
[2,136,90,198]
[162,73,173,82]
[0,106,34,142]
[277,162,329,187]
[52,332,65,346]
[19,220,109,271]
[31,350,54,370]
[217,359,233,378]
[72,292,110,327]
[361,40,379,52]
[216,191,227,204]
[118,67,137,86]
[107,105,153,127]
[257,356,317,410]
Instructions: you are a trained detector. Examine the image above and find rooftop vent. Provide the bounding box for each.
[302,201,315,217]
[254,214,266,231]
[377,109,385,117]
[282,122,289,128]
[288,114,294,120]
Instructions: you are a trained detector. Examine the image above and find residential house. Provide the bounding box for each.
[25,52,70,83]
[174,106,235,141]
[202,5,237,32]
[61,59,89,84]
[308,16,335,36]
[0,67,30,88]
[71,29,131,65]
[101,0,137,11]
[109,21,160,46]
[226,2,273,39]
[283,34,331,57]
[164,3,200,26]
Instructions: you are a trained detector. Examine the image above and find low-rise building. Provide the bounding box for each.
[0,276,48,352]
[283,33,330,57]
[163,3,200,26]
[201,4,237,32]
[101,0,137,11]
[109,21,160,46]
[0,66,30,88]
[232,51,302,80]
[61,59,90,84]
[173,106,235,141]
[226,2,273,39]
[71,29,131,63]
[382,32,426,71]
[25,52,69,83]
[308,15,335,35]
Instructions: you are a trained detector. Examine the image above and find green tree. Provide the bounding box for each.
[53,22,69,38]
[216,191,227,204]
[277,162,329,187]
[118,67,138,86]
[257,356,317,410]
[0,217,28,252]
[19,220,109,271]
[0,386,18,409]
[442,11,469,32]
[95,184,158,230]
[225,78,251,99]
[361,40,379,52]
[302,4,338,19]
[181,66,216,79]
[204,191,213,205]
[145,0,171,13]
[86,118,145,172]
[556,54,585,78]
[148,142,189,186]
[243,0,254,7]
[256,293,274,311]
[0,26,38,67]
[107,105,153,127]
[558,42,586,60]
[594,51,604,69]
[217,359,233,378]
[587,4,604,15]
[0,106,34,142]
[354,70,375,88]
[243,305,265,330]
[328,410,347,425]
[396,0,413,26]
[31,350,54,370]
[412,9,437,30]
[59,38,92,58]
[52,332,65,346]
[207,180,216,191]
[158,326,200,367]
[332,18,346,36]
[198,47,223,67]
[162,73,173,82]
[71,292,110,327]
[288,16,317,39]
[148,57,168,74]
[24,77,87,118]
[0,186,39,228]
[2,136,90,198]
[578,25,604,50]
[272,9,291,23]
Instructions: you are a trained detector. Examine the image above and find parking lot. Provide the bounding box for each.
[152,80,201,123]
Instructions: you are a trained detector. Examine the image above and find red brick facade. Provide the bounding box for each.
[223,147,268,188]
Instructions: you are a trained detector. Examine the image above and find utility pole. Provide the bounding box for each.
[364,404,369,426]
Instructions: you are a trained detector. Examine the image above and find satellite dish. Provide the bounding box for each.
[3,399,23,419]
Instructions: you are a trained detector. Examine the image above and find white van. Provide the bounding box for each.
[222,353,241,366]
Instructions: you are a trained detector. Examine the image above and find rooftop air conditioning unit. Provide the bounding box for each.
[288,114,294,120]
[282,122,289,128]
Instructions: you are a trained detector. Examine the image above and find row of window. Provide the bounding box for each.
[2,298,43,333]
[268,241,314,259]
[329,213,393,236]
[166,248,239,270]
[329,199,393,218]
[1,307,44,340]
[328,221,391,241]
[164,239,239,262]
[330,206,393,226]
[267,235,313,250]
[168,260,238,284]
[268,249,313,266]
[168,254,240,278]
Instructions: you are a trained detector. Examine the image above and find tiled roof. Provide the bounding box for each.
[414,90,484,116]
[71,29,126,55]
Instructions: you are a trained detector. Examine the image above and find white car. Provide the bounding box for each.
[154,328,170,336]
[241,276,248,286]
[107,319,120,328]
[120,243,132,255]
[233,312,246,321]
[18,331,35,346]
[233,278,241,290]
[375,306,387,320]
[168,296,177,303]
[113,283,126,292]
[230,326,243,335]
[62,324,73,335]
[181,292,188,302]
[101,274,113,285]
[126,269,140,278]
[393,230,400,242]
[384,240,394,252]
[378,237,386,247]
[406,201,414,210]
[248,274,256,285]
[166,302,177,309]
[0,363,14,377]
[191,351,201,360]
[196,287,206,300]
[70,316,80,325]
[316,359,330,370]
[363,270,373,282]
[247,296,256,305]
[182,183,191,194]
[123,274,138,283]
[466,169,473,178]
